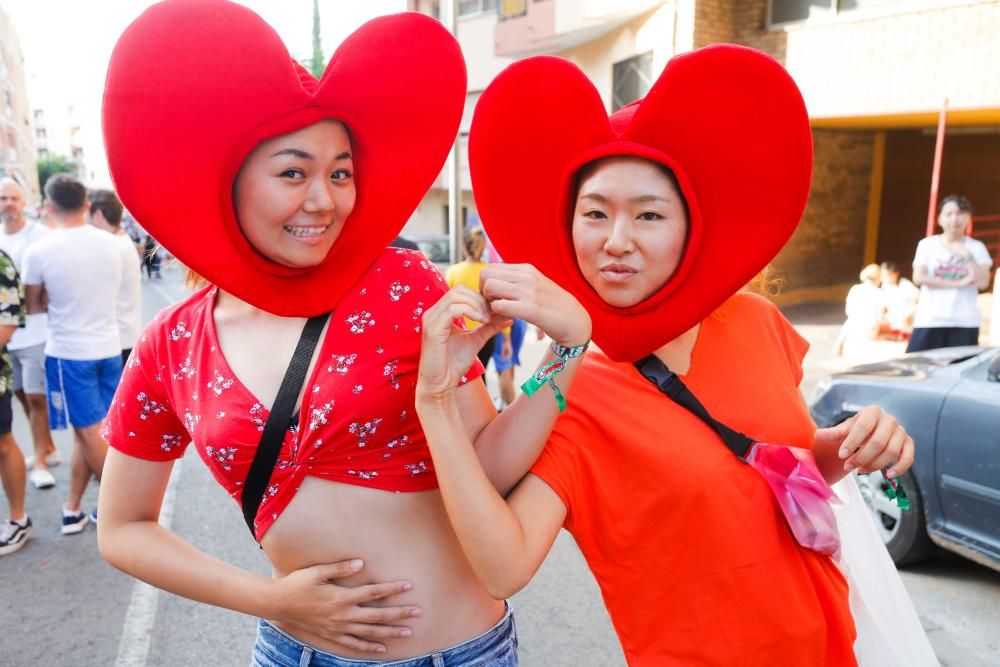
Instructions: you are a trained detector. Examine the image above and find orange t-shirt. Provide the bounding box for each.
[530,293,856,666]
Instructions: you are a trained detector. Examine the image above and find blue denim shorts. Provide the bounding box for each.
[251,603,517,667]
[44,355,123,429]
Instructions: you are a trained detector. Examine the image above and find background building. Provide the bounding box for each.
[30,97,91,183]
[0,4,40,202]
[408,0,1000,301]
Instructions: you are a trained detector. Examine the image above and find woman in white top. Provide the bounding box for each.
[880,261,919,337]
[835,263,885,363]
[907,195,993,352]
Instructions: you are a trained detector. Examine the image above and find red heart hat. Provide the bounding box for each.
[103,0,465,316]
[469,45,812,361]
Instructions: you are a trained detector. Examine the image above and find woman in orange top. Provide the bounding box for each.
[413,47,915,665]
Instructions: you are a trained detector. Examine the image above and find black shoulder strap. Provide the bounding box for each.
[242,313,330,539]
[633,354,755,460]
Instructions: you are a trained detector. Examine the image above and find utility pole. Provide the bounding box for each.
[442,0,462,264]
[925,97,948,238]
[310,0,324,79]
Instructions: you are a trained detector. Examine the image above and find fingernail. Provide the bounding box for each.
[886,469,897,479]
[838,447,848,458]
[377,646,387,653]
[402,582,413,591]
[351,559,363,570]
[400,629,412,637]
[410,607,423,617]
[844,463,855,472]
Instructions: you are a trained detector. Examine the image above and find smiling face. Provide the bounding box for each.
[572,157,688,308]
[233,120,356,269]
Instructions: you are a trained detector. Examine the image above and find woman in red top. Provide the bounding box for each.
[415,48,915,665]
[96,3,589,665]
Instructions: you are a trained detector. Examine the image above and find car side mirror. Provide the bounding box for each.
[989,353,1000,383]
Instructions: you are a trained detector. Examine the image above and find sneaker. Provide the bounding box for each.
[88,507,98,525]
[61,508,89,535]
[24,452,62,468]
[0,517,33,555]
[29,468,56,489]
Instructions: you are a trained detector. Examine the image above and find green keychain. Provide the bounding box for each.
[881,469,910,511]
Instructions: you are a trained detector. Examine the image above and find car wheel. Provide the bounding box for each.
[854,470,934,566]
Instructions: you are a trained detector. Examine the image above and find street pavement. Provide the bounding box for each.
[1,265,997,666]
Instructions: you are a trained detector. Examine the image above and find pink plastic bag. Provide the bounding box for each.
[746,442,842,556]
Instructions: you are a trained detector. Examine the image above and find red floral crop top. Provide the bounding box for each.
[102,248,483,539]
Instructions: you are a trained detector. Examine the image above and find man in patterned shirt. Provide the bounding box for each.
[0,247,32,555]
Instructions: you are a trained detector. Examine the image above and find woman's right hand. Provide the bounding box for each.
[418,286,510,402]
[269,559,422,654]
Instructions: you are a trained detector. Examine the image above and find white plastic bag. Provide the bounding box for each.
[831,475,939,666]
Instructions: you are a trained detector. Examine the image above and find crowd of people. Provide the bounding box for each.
[0,173,142,555]
[0,1,969,665]
[836,194,995,366]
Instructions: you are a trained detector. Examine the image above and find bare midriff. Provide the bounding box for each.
[261,476,505,660]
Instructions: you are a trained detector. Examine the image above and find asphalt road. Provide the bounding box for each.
[1,268,997,666]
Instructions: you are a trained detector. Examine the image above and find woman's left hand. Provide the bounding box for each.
[479,264,591,349]
[813,405,914,479]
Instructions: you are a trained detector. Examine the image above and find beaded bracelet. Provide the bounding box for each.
[520,340,589,412]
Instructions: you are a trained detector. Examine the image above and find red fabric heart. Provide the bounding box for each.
[103,0,465,316]
[469,45,812,361]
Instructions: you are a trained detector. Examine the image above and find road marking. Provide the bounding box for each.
[113,458,183,667]
[114,273,189,666]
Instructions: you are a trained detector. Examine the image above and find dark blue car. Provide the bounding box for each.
[810,346,1000,571]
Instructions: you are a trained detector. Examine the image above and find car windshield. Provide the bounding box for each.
[415,239,450,263]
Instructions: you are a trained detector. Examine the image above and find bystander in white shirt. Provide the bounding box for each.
[22,226,123,360]
[882,276,919,334]
[109,231,142,352]
[912,235,992,329]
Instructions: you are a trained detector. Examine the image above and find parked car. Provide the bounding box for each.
[409,234,450,267]
[810,346,1000,572]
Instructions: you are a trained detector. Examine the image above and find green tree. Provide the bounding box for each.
[37,154,76,191]
[309,0,324,78]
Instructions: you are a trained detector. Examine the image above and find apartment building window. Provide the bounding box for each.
[459,0,498,18]
[442,205,470,234]
[838,0,912,10]
[769,0,914,26]
[612,51,653,112]
[500,0,527,20]
[4,92,12,120]
[35,128,46,140]
[37,148,48,160]
[769,0,832,24]
[33,109,44,122]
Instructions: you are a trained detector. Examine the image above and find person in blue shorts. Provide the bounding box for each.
[492,318,535,410]
[21,175,124,535]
